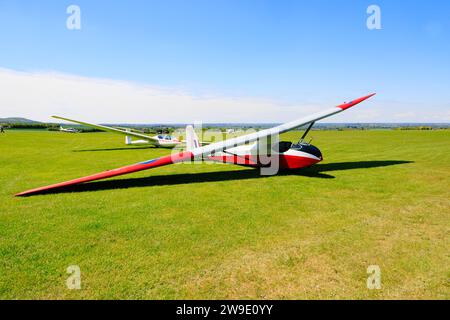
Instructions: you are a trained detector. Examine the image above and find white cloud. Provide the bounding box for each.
[0,68,321,123]
[0,68,447,123]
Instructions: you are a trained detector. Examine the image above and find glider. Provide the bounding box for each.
[16,93,375,197]
[52,115,182,147]
[59,126,79,133]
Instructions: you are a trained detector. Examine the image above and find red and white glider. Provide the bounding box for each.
[16,93,375,196]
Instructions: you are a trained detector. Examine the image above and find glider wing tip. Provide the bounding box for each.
[15,188,44,197]
[16,187,57,197]
[338,92,376,110]
[15,186,54,197]
[15,191,31,197]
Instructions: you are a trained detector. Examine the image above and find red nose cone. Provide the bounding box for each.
[279,154,322,169]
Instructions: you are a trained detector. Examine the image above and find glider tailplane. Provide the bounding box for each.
[185,125,200,151]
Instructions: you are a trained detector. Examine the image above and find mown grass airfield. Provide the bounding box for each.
[0,129,448,299]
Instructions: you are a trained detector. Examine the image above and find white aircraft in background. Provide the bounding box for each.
[17,93,376,197]
[59,126,79,133]
[53,115,185,148]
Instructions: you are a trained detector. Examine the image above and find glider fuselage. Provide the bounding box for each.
[152,135,181,148]
[209,141,322,169]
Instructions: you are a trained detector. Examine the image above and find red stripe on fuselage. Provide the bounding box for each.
[208,153,321,169]
[208,154,259,166]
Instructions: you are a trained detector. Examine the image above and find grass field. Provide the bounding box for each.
[0,129,449,299]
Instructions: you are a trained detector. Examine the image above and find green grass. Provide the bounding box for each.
[0,130,449,299]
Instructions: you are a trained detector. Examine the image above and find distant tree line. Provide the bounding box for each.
[396,126,434,130]
[0,122,56,130]
[1,122,448,132]
[0,122,172,134]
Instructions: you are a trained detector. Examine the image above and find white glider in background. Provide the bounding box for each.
[52,115,182,148]
[59,126,79,133]
[17,93,376,196]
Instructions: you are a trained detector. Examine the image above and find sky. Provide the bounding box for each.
[0,0,449,123]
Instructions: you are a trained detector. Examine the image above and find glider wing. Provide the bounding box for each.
[52,116,159,144]
[191,93,376,158]
[16,152,193,196]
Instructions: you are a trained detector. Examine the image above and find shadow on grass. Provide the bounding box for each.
[33,160,413,195]
[72,146,156,152]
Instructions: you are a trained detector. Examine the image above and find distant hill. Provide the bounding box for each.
[0,117,40,124]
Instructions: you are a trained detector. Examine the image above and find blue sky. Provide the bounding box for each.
[0,0,449,123]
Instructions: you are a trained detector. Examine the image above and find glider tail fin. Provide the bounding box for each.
[185,125,200,151]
